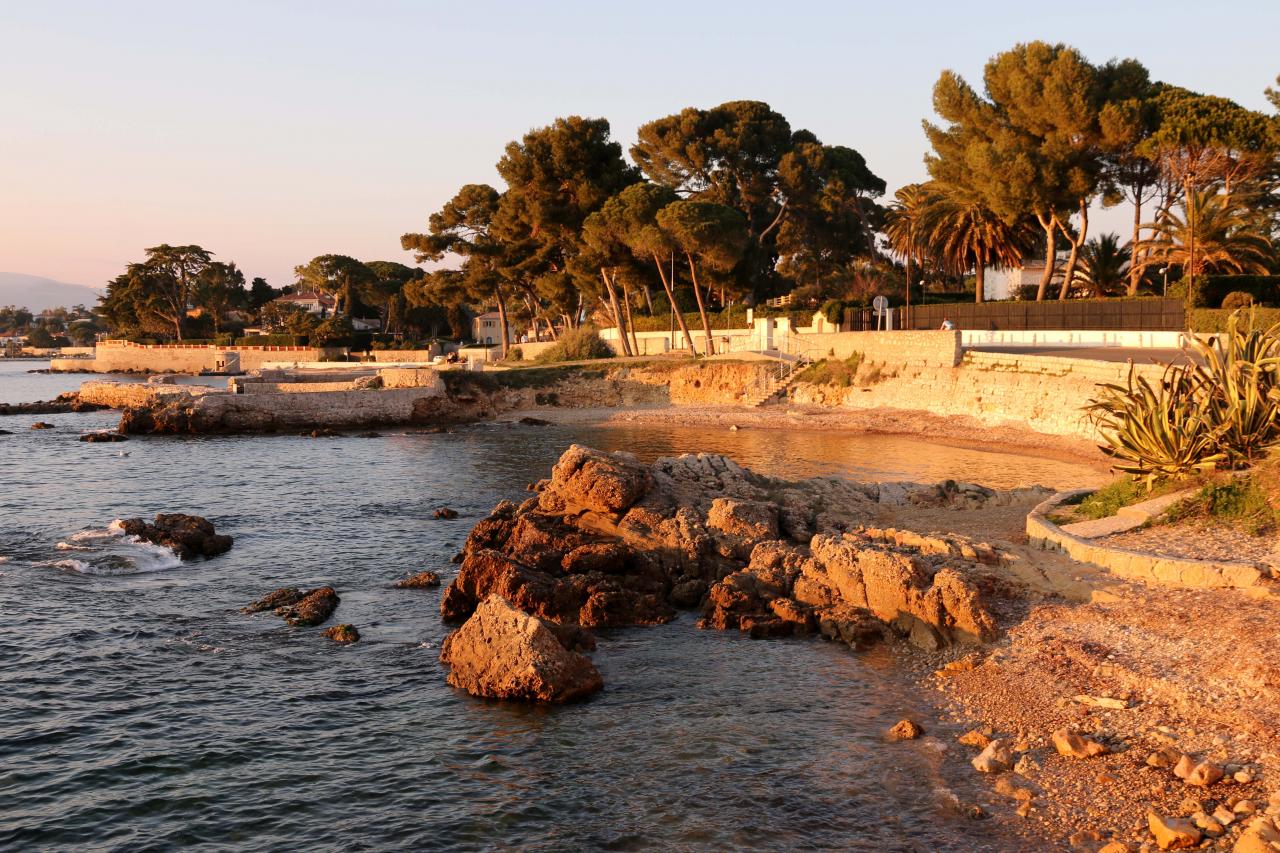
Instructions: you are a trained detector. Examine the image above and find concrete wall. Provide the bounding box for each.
[799,330,962,367]
[961,329,1189,349]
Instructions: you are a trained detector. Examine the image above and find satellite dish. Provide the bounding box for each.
[872,295,889,315]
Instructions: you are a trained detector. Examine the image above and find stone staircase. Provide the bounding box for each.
[743,365,807,408]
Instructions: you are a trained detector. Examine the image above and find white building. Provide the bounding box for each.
[982,254,1069,301]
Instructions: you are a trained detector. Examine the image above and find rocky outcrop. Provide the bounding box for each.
[439,595,603,703]
[118,513,233,560]
[440,445,1017,652]
[0,392,105,416]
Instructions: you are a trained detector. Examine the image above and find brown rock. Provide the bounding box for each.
[434,507,459,519]
[959,728,994,749]
[1234,817,1280,853]
[548,445,649,515]
[1148,746,1183,769]
[439,595,603,703]
[887,719,924,741]
[393,571,441,589]
[118,513,233,560]
[80,431,129,442]
[1052,728,1111,759]
[242,587,306,613]
[276,586,339,627]
[323,623,360,644]
[972,739,1014,773]
[30,421,55,429]
[1185,761,1225,787]
[1147,811,1202,850]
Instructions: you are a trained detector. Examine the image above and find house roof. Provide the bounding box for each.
[474,311,506,321]
[275,291,335,306]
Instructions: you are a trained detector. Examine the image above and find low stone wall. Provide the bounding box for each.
[193,386,449,430]
[56,342,343,374]
[791,351,1164,439]
[242,381,358,394]
[77,381,214,409]
[1026,491,1265,589]
[365,348,442,363]
[801,330,963,368]
[378,368,446,390]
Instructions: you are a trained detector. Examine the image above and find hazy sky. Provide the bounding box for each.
[2,0,1277,290]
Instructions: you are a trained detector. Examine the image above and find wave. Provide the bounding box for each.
[56,542,92,551]
[68,522,127,543]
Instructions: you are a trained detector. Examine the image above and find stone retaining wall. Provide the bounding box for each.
[1026,490,1264,589]
[791,351,1165,439]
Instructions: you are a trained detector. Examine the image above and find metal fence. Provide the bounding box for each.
[890,298,1185,332]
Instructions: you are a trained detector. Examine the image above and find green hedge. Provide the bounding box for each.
[234,334,306,346]
[1172,276,1280,308]
[1189,308,1280,333]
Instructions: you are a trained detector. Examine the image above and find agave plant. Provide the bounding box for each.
[1188,308,1280,466]
[1087,363,1226,487]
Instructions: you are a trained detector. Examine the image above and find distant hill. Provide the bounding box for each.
[0,272,102,313]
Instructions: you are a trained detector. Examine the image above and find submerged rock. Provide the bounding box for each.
[887,719,925,741]
[80,431,129,442]
[118,513,233,560]
[393,571,441,589]
[323,623,360,643]
[30,421,55,429]
[434,507,459,520]
[0,393,105,416]
[276,586,339,627]
[439,595,602,703]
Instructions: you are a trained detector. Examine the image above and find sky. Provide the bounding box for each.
[2,0,1278,291]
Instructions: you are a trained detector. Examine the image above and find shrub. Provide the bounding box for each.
[1166,477,1277,536]
[504,346,524,362]
[1190,307,1280,334]
[1221,291,1256,310]
[795,352,864,388]
[1089,309,1280,482]
[533,326,613,363]
[311,316,354,347]
[1086,364,1225,486]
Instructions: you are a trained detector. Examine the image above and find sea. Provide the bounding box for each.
[0,359,1103,851]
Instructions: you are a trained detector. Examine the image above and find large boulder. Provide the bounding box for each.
[439,595,603,703]
[440,446,1010,647]
[276,586,340,627]
[117,513,233,560]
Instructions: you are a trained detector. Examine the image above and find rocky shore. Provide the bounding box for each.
[434,445,1279,851]
[0,392,106,416]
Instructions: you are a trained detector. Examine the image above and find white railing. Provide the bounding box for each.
[770,333,821,381]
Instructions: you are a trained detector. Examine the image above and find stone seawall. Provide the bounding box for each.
[52,342,343,374]
[791,351,1163,439]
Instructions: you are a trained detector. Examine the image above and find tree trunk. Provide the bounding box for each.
[1058,201,1089,301]
[651,253,697,355]
[642,285,654,315]
[600,269,632,357]
[1184,178,1196,291]
[1034,216,1057,301]
[494,288,510,358]
[974,260,985,304]
[620,280,640,356]
[686,253,716,356]
[1127,183,1145,296]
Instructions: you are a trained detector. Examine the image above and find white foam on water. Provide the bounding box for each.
[56,542,91,551]
[40,558,93,573]
[69,523,126,543]
[0,556,9,564]
[123,538,183,572]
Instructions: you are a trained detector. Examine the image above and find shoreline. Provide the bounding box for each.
[504,403,1112,471]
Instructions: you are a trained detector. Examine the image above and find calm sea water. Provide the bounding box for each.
[0,361,1101,851]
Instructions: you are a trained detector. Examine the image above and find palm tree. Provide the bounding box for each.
[918,184,1034,303]
[1138,189,1274,281]
[884,184,930,308]
[1076,233,1132,297]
